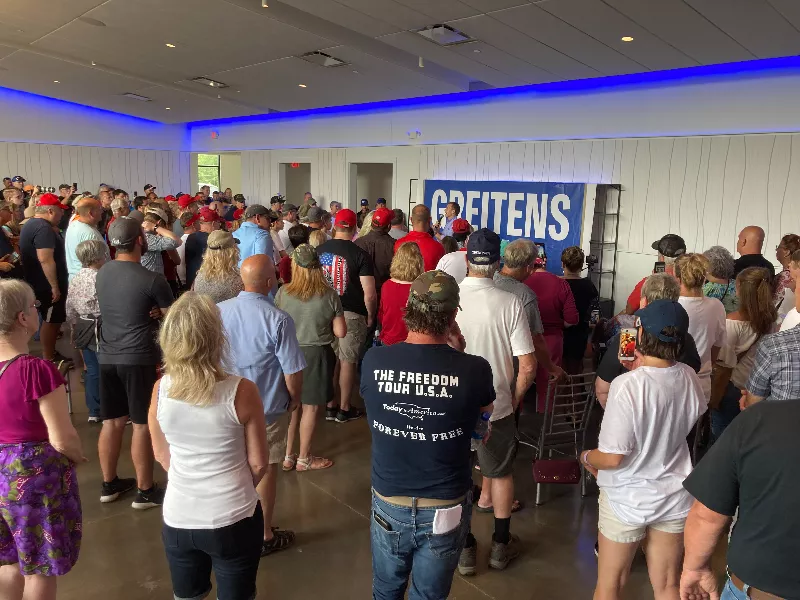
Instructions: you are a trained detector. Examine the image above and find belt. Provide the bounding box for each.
[730,573,784,600]
[374,490,466,508]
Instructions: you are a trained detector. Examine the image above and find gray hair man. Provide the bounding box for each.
[456,228,537,574]
[110,197,130,218]
[595,272,702,406]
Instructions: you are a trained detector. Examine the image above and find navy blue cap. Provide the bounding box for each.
[361,198,369,206]
[635,299,689,342]
[11,175,25,183]
[376,197,386,205]
[467,228,501,265]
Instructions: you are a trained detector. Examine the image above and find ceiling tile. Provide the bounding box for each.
[278,0,402,36]
[685,0,800,58]
[767,0,800,30]
[334,0,431,31]
[460,0,530,10]
[392,0,481,22]
[448,41,553,83]
[0,0,106,44]
[488,5,644,75]
[102,86,259,123]
[536,0,698,70]
[603,0,754,64]
[452,13,602,79]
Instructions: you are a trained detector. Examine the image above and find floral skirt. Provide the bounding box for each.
[0,442,82,576]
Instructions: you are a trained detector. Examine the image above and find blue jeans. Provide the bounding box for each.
[81,349,100,418]
[371,491,472,600]
[711,381,741,441]
[720,576,749,600]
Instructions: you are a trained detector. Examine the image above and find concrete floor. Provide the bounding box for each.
[55,365,724,600]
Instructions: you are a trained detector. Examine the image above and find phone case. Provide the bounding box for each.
[619,328,637,361]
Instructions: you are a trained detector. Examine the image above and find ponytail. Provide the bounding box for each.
[736,267,777,335]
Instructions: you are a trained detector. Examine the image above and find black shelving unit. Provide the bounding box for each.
[588,184,622,318]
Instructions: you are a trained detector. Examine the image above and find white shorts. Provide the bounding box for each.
[598,490,686,544]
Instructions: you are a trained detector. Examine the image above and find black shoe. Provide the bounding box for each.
[132,483,165,510]
[325,406,338,421]
[100,477,136,503]
[335,407,364,423]
[51,351,74,365]
[261,529,295,557]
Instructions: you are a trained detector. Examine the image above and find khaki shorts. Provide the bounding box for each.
[266,414,289,465]
[598,490,686,544]
[332,311,368,364]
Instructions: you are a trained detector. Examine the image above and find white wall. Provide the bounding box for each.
[219,153,242,195]
[356,163,393,208]
[284,163,311,206]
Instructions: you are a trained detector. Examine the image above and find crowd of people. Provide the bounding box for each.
[0,174,798,600]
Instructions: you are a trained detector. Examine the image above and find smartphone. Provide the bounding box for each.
[618,328,637,362]
[654,261,666,273]
[72,182,78,190]
[590,309,601,325]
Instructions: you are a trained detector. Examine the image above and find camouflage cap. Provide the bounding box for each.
[292,243,320,269]
[409,270,460,312]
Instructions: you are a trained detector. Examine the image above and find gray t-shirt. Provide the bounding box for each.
[275,286,343,346]
[96,260,174,365]
[389,228,407,241]
[493,271,544,335]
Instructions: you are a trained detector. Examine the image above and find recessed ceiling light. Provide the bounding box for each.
[473,49,481,53]
[621,36,634,42]
[237,90,241,93]
[191,76,228,88]
[91,61,96,66]
[262,0,269,6]
[166,43,176,48]
[165,107,171,110]
[298,84,307,88]
[53,80,59,83]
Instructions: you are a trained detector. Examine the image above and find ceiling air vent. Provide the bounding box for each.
[415,24,473,46]
[299,51,349,68]
[191,77,229,89]
[122,93,151,102]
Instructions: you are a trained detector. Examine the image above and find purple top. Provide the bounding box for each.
[0,355,64,443]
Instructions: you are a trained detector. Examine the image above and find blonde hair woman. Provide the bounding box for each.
[275,245,346,471]
[193,230,244,303]
[308,229,327,249]
[378,243,424,346]
[149,292,268,600]
[676,253,727,403]
[357,210,375,239]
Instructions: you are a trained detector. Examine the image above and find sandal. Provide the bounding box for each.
[475,499,523,513]
[261,528,295,557]
[282,454,297,472]
[296,456,334,471]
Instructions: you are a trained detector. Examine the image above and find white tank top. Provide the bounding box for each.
[158,374,259,529]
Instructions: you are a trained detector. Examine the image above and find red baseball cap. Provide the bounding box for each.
[177,194,194,209]
[38,193,68,210]
[372,207,392,228]
[164,195,176,203]
[452,218,471,234]
[334,208,357,228]
[197,207,221,223]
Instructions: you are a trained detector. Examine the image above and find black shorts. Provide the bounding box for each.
[36,294,66,324]
[99,364,158,425]
[476,413,519,478]
[163,503,263,600]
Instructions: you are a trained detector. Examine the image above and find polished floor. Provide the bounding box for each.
[54,364,726,600]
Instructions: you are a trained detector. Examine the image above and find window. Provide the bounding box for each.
[197,154,220,192]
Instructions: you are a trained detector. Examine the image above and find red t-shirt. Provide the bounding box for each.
[378,280,412,346]
[394,231,445,272]
[626,277,647,313]
[278,255,292,284]
[0,355,64,443]
[524,271,579,336]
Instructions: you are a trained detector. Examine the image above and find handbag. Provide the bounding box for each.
[532,459,582,484]
[73,315,100,351]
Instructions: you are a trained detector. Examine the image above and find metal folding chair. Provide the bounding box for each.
[520,372,597,505]
[57,360,74,414]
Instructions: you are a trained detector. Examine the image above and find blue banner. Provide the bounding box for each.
[423,180,586,275]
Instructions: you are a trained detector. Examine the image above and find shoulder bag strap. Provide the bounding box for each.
[0,354,23,380]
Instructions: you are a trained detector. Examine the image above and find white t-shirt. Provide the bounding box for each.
[176,233,189,284]
[278,222,296,254]
[776,287,796,326]
[678,296,727,401]
[779,308,800,332]
[270,230,284,264]
[717,319,763,390]
[598,363,705,525]
[436,251,468,284]
[456,277,534,421]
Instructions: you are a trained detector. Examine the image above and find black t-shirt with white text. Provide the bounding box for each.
[362,343,495,500]
[684,401,800,598]
[316,238,373,316]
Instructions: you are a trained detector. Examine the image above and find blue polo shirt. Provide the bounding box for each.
[232,221,274,267]
[218,291,306,423]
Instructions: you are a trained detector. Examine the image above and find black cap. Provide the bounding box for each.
[144,184,155,192]
[651,234,686,258]
[233,194,246,204]
[361,199,369,206]
[467,228,501,265]
[108,217,142,248]
[270,194,285,204]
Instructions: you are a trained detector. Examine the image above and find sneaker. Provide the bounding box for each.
[335,407,364,423]
[458,544,477,576]
[325,407,338,422]
[87,416,101,424]
[261,528,295,557]
[131,484,165,510]
[100,477,136,503]
[489,534,520,570]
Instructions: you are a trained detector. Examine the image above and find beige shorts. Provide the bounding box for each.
[332,311,368,364]
[598,490,686,544]
[266,414,289,465]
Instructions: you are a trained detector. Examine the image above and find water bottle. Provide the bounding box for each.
[470,412,491,450]
[373,329,381,347]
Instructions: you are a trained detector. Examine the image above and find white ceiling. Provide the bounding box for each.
[0,0,797,124]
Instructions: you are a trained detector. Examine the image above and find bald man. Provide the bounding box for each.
[394,204,445,271]
[217,254,306,557]
[65,196,106,281]
[734,225,775,278]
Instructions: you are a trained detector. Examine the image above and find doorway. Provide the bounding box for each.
[280,163,311,206]
[349,163,394,210]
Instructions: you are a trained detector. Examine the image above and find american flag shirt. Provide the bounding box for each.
[315,239,374,316]
[320,251,350,296]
